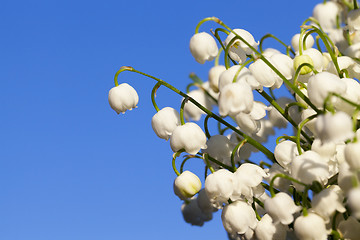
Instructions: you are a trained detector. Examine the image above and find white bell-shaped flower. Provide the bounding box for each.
[334,78,360,116]
[347,187,360,219]
[183,88,212,121]
[254,214,288,240]
[312,1,340,32]
[348,8,360,32]
[108,83,139,114]
[181,197,212,226]
[344,141,360,170]
[224,29,258,63]
[189,32,218,64]
[311,138,337,159]
[344,42,360,58]
[233,163,268,201]
[249,58,279,88]
[291,150,329,191]
[221,200,258,235]
[218,65,259,91]
[338,161,360,194]
[294,213,327,240]
[205,169,236,208]
[291,33,314,52]
[202,135,234,167]
[307,72,347,108]
[338,216,360,239]
[218,81,253,117]
[170,122,207,155]
[151,107,180,140]
[173,171,201,200]
[208,65,226,93]
[197,189,217,214]
[274,140,298,171]
[262,48,281,58]
[315,111,354,144]
[311,185,346,222]
[327,56,360,79]
[235,101,270,134]
[264,192,302,225]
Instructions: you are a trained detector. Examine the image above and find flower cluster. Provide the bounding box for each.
[109,0,360,239]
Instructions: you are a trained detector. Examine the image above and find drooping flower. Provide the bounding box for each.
[315,111,354,144]
[274,140,298,171]
[173,170,201,200]
[218,81,253,117]
[311,185,346,222]
[183,88,213,121]
[189,32,218,64]
[264,192,302,225]
[151,107,180,140]
[254,214,288,240]
[293,213,327,240]
[205,169,237,208]
[170,122,207,155]
[291,150,329,191]
[307,72,347,109]
[291,33,314,52]
[348,8,360,32]
[312,1,341,32]
[202,135,235,168]
[221,200,258,235]
[347,187,360,219]
[108,83,139,114]
[224,29,258,63]
[181,197,212,226]
[208,65,226,93]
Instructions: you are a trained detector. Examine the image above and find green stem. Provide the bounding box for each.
[151,82,161,112]
[180,97,187,125]
[114,66,276,162]
[296,114,318,155]
[230,139,247,172]
[259,33,295,56]
[214,47,223,66]
[354,0,359,9]
[195,17,222,34]
[269,173,308,197]
[252,200,261,221]
[180,156,192,173]
[204,115,211,139]
[203,153,215,173]
[172,151,184,176]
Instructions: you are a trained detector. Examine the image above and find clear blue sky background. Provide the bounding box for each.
[1,0,317,239]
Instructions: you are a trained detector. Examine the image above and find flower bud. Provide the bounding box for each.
[173,171,201,200]
[108,83,139,114]
[189,32,218,64]
[293,55,314,75]
[312,1,340,32]
[151,107,180,140]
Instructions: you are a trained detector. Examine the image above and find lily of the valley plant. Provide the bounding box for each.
[108,0,360,239]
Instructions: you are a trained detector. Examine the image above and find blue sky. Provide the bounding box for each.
[1,0,317,239]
